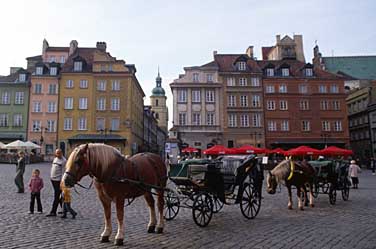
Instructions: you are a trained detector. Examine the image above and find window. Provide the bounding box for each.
[19,74,26,82]
[302,120,310,131]
[266,68,274,77]
[252,95,261,107]
[281,120,289,131]
[238,61,246,71]
[97,80,106,91]
[111,98,120,111]
[32,120,41,131]
[320,100,329,110]
[36,67,43,75]
[268,121,277,131]
[155,113,159,119]
[207,113,215,126]
[252,114,261,127]
[64,118,72,130]
[192,113,201,125]
[334,121,342,131]
[48,84,57,94]
[333,100,340,110]
[66,80,74,88]
[193,73,199,82]
[13,114,22,127]
[74,61,83,72]
[46,144,54,155]
[207,74,213,83]
[47,102,57,113]
[228,114,237,127]
[15,92,24,104]
[80,80,88,89]
[108,64,113,72]
[305,68,313,77]
[78,117,87,130]
[239,78,247,86]
[281,68,289,77]
[34,84,42,94]
[319,85,327,93]
[279,84,287,93]
[112,80,120,91]
[178,90,187,102]
[206,90,215,102]
[251,77,260,87]
[47,120,56,132]
[192,90,201,103]
[33,102,41,112]
[280,100,288,110]
[330,85,339,93]
[299,85,308,94]
[300,100,309,110]
[64,97,73,109]
[60,56,65,63]
[240,95,248,107]
[49,56,55,62]
[50,67,57,76]
[155,99,159,106]
[178,113,187,125]
[1,92,10,104]
[79,98,88,110]
[96,118,105,131]
[97,97,106,111]
[227,77,235,86]
[228,95,236,107]
[111,118,120,131]
[322,121,330,131]
[267,100,276,110]
[266,85,275,93]
[101,64,106,72]
[240,114,249,127]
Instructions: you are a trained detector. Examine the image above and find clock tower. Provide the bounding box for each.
[150,69,168,133]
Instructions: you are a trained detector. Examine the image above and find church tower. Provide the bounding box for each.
[150,69,168,133]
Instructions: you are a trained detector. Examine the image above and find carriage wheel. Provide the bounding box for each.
[192,193,213,227]
[164,189,180,221]
[341,179,350,201]
[329,184,337,205]
[212,195,224,214]
[240,182,261,219]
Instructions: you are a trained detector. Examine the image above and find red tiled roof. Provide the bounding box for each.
[262,46,274,60]
[46,47,69,52]
[214,54,262,73]
[200,61,218,68]
[61,48,96,73]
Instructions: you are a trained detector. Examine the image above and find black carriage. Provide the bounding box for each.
[309,160,351,205]
[164,155,263,227]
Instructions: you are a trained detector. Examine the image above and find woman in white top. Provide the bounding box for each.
[349,160,361,189]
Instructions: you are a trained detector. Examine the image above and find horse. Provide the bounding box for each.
[266,159,315,210]
[62,143,167,246]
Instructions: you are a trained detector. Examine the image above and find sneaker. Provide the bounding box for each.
[72,213,77,219]
[38,211,43,214]
[58,211,63,214]
[46,213,56,217]
[28,211,34,214]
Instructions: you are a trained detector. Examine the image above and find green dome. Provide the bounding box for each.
[152,87,165,96]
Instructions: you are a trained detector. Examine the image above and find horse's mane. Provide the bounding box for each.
[271,159,290,183]
[86,143,123,177]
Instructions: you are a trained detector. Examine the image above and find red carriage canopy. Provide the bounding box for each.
[203,145,235,155]
[285,146,321,156]
[234,145,266,154]
[320,146,353,156]
[181,147,199,153]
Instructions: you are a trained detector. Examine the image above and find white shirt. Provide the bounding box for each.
[50,156,67,181]
[349,163,361,178]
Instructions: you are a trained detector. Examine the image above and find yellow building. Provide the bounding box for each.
[58,41,144,156]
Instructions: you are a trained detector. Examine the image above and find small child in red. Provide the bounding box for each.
[28,169,44,214]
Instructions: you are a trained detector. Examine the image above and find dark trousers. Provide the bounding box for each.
[63,202,77,216]
[30,192,42,212]
[14,173,24,192]
[50,180,62,214]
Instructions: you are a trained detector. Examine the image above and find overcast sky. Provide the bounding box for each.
[1,0,375,127]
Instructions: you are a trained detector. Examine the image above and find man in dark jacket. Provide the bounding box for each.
[15,151,26,193]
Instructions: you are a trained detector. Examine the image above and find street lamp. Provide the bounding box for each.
[33,125,48,145]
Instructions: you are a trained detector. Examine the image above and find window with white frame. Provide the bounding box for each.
[192,90,201,103]
[240,114,249,127]
[178,90,187,102]
[34,84,42,94]
[268,121,277,131]
[266,68,274,77]
[240,95,248,107]
[178,113,187,125]
[74,61,83,72]
[193,73,199,82]
[251,77,260,87]
[300,100,309,110]
[78,117,87,130]
[60,56,65,63]
[80,80,88,89]
[97,80,106,91]
[252,113,261,127]
[32,120,41,131]
[334,121,342,131]
[238,61,246,71]
[64,97,73,109]
[64,118,72,130]
[279,84,287,93]
[49,56,55,62]
[112,80,120,91]
[47,101,57,113]
[239,78,247,86]
[302,120,311,131]
[66,80,74,88]
[319,85,327,93]
[281,120,289,131]
[299,84,308,94]
[280,100,288,110]
[333,100,340,110]
[96,118,105,130]
[13,114,22,127]
[79,98,88,110]
[108,64,113,72]
[228,114,237,127]
[48,84,57,94]
[322,121,330,131]
[36,67,43,75]
[1,92,10,104]
[320,100,329,110]
[207,113,215,126]
[281,68,289,77]
[228,95,236,107]
[267,100,276,110]
[33,102,41,112]
[50,67,57,76]
[101,64,106,72]
[207,74,213,83]
[111,118,120,131]
[97,97,106,111]
[15,92,24,104]
[19,74,26,82]
[206,90,215,102]
[266,85,275,93]
[192,113,201,125]
[111,98,120,111]
[330,85,339,93]
[252,95,261,107]
[305,68,313,77]
[227,77,235,86]
[47,120,56,132]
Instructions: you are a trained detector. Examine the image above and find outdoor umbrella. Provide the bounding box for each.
[24,141,41,149]
[235,145,266,154]
[181,147,199,153]
[285,146,320,156]
[203,145,234,155]
[269,148,286,155]
[4,140,27,149]
[0,142,5,149]
[320,146,353,156]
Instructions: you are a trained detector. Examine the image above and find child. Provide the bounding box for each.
[60,183,77,219]
[28,169,44,214]
[349,160,362,189]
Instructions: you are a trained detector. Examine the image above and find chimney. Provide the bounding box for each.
[276,35,281,43]
[246,46,254,58]
[42,39,49,55]
[10,67,21,74]
[293,34,305,62]
[69,40,78,56]
[213,50,218,57]
[96,42,107,52]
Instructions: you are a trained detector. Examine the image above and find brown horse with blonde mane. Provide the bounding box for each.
[62,143,167,246]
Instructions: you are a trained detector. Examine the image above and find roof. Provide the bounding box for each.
[26,55,42,60]
[152,87,166,96]
[68,134,127,141]
[262,46,274,59]
[0,69,29,83]
[322,56,376,80]
[214,54,262,73]
[46,47,69,52]
[61,48,97,73]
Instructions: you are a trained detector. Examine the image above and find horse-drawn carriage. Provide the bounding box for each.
[164,155,263,227]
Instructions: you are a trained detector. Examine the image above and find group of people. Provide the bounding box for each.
[14,149,77,218]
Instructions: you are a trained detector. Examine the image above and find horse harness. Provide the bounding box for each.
[286,160,306,182]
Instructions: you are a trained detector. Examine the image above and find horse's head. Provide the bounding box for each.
[63,144,90,188]
[266,171,277,194]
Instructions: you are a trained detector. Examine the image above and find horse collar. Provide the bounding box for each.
[287,160,295,181]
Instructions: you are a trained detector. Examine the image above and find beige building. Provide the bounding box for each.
[262,34,305,63]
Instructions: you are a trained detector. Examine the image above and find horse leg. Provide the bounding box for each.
[114,198,125,246]
[97,188,112,243]
[297,187,303,211]
[144,192,157,233]
[309,183,315,208]
[302,185,308,207]
[156,189,165,234]
[287,185,293,210]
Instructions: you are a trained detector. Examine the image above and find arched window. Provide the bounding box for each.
[156,113,159,119]
[156,99,159,106]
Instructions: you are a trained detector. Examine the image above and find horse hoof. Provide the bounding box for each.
[100,236,110,243]
[147,226,155,233]
[156,227,164,234]
[288,206,293,210]
[114,239,124,246]
[310,204,315,208]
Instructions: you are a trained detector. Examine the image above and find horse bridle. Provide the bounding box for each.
[65,148,92,189]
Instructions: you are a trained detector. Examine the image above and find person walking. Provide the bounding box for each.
[349,160,362,189]
[60,183,77,219]
[371,157,376,176]
[28,169,44,214]
[46,149,66,217]
[14,151,26,193]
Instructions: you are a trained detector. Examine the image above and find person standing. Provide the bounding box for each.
[349,160,362,189]
[46,149,66,217]
[14,151,26,193]
[60,183,77,219]
[371,157,376,176]
[28,169,44,214]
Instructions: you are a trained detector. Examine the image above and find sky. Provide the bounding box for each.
[1,0,375,128]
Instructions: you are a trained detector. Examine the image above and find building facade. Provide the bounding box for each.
[143,105,158,153]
